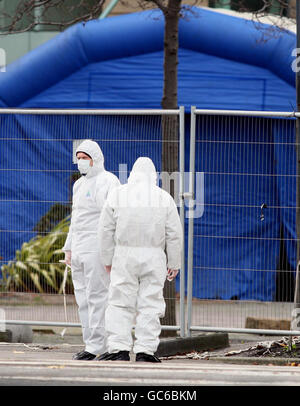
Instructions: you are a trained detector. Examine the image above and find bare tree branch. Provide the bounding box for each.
[133,0,168,13]
[145,0,166,10]
[0,0,105,35]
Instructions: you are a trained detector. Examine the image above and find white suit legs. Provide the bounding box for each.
[105,251,138,353]
[71,252,110,355]
[105,247,166,355]
[134,264,166,355]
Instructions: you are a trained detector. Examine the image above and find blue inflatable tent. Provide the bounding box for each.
[0,7,297,300]
[0,7,296,110]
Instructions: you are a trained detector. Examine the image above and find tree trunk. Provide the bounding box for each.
[160,0,181,338]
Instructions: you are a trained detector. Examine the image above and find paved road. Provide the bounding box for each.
[0,343,300,388]
[1,359,300,387]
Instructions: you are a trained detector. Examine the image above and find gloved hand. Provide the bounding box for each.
[167,269,179,281]
[64,250,72,266]
[105,265,112,273]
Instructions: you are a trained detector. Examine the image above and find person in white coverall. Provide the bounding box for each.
[97,157,183,362]
[63,140,120,360]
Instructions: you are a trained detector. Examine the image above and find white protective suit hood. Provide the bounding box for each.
[128,157,157,186]
[76,140,104,178]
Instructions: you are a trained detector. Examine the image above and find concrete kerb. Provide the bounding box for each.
[1,325,33,343]
[156,332,300,365]
[208,355,300,365]
[0,330,12,342]
[156,332,229,357]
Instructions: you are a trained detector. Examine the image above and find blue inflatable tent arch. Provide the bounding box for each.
[0,7,296,110]
[0,7,297,301]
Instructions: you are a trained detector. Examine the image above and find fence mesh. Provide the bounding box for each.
[2,108,297,335]
[189,112,297,331]
[0,110,182,329]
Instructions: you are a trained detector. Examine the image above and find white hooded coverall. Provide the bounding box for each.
[98,157,183,355]
[63,140,120,355]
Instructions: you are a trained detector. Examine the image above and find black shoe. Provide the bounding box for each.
[72,350,96,360]
[96,351,130,361]
[136,352,161,363]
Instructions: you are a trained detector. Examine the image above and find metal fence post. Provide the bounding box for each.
[179,105,186,337]
[186,106,196,337]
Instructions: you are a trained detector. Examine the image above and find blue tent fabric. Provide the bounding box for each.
[17,48,295,111]
[192,115,283,300]
[0,113,164,259]
[0,7,297,300]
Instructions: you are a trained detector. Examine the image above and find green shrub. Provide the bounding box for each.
[1,217,73,294]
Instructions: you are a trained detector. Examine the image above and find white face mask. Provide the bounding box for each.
[77,159,91,175]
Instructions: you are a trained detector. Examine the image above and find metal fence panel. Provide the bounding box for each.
[4,106,297,337]
[187,108,299,336]
[0,108,185,335]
